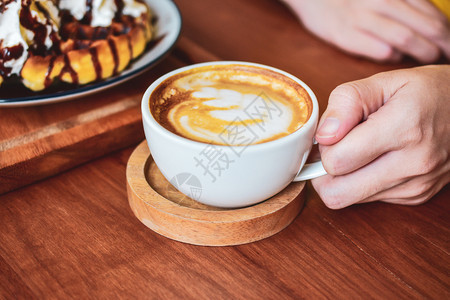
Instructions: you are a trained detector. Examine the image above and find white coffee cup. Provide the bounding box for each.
[141,61,326,208]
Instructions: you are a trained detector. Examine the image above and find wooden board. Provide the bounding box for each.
[1,0,449,297]
[0,37,219,195]
[126,141,306,246]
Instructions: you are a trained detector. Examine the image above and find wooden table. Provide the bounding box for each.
[1,0,449,298]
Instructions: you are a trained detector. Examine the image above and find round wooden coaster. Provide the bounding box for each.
[126,141,306,246]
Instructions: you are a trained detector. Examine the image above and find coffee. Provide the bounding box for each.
[142,62,325,207]
[149,64,312,145]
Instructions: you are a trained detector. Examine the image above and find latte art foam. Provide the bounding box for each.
[150,65,312,145]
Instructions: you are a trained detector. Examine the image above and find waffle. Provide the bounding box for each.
[0,0,154,91]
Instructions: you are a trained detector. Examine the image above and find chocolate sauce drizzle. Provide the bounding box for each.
[82,0,93,24]
[62,54,78,84]
[108,38,119,75]
[0,0,14,14]
[0,43,24,77]
[114,0,124,21]
[89,47,102,81]
[36,1,61,52]
[1,0,152,92]
[81,0,127,24]
[19,1,60,57]
[44,55,56,88]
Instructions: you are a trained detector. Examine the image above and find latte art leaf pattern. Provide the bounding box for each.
[169,86,297,145]
[150,65,312,145]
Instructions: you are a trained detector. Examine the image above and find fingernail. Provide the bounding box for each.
[316,117,340,138]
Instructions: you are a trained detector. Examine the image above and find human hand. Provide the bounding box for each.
[311,65,450,209]
[282,0,450,63]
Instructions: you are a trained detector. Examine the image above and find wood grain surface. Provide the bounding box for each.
[127,141,306,246]
[0,0,449,298]
[0,38,206,195]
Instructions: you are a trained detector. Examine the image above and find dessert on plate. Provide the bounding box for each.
[0,0,154,91]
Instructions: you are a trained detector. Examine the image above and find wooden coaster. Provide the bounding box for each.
[126,141,306,246]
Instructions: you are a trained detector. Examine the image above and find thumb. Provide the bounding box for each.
[315,71,403,145]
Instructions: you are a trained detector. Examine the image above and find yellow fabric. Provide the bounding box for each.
[429,0,450,20]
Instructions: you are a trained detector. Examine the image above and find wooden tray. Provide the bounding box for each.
[0,37,219,195]
[126,141,306,246]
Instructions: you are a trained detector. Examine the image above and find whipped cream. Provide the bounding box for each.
[24,0,60,51]
[0,0,62,77]
[122,0,148,18]
[59,0,148,27]
[0,0,28,76]
[58,0,86,22]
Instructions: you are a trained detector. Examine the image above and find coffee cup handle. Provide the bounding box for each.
[293,140,327,181]
[293,161,327,181]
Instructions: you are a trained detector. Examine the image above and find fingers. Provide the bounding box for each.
[315,83,368,145]
[311,146,449,209]
[375,0,448,34]
[319,101,405,175]
[315,70,407,146]
[313,65,450,209]
[367,171,450,205]
[331,28,402,62]
[372,0,450,60]
[359,13,441,63]
[406,0,448,21]
[314,171,448,209]
[287,0,450,62]
[311,151,403,209]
